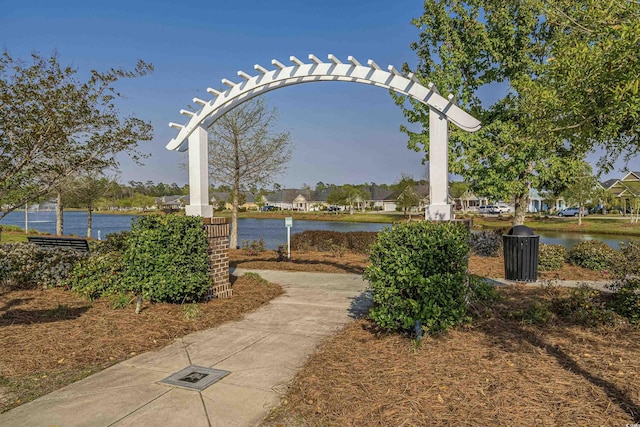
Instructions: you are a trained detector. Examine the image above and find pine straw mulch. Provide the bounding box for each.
[264,285,640,427]
[230,249,608,281]
[0,275,283,413]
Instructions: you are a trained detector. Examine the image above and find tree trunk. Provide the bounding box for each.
[87,205,93,238]
[513,192,528,226]
[230,133,240,249]
[56,190,64,235]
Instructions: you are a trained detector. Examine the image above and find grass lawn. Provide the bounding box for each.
[469,214,640,236]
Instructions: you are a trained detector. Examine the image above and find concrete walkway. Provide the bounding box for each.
[0,269,370,427]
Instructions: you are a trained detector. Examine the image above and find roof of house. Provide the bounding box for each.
[601,179,619,189]
[621,171,640,181]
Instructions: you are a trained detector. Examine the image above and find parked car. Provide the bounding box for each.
[327,206,341,212]
[478,205,496,214]
[492,203,514,214]
[557,207,587,217]
[261,205,278,211]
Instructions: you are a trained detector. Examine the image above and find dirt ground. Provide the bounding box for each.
[0,275,282,413]
[264,285,640,426]
[230,249,608,281]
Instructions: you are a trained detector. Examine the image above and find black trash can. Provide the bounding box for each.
[503,225,539,282]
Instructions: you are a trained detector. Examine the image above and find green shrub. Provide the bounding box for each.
[567,241,619,271]
[120,215,211,303]
[538,244,566,271]
[92,231,130,254]
[364,221,471,335]
[511,301,553,325]
[607,242,640,324]
[0,243,88,290]
[66,252,125,300]
[468,275,501,303]
[551,285,617,327]
[469,230,502,257]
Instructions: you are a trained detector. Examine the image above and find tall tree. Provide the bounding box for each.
[561,162,599,225]
[207,98,293,248]
[395,0,639,226]
[64,174,118,237]
[0,50,153,221]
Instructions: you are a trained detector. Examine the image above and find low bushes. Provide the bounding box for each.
[469,230,502,257]
[538,244,566,271]
[567,241,618,271]
[241,238,266,256]
[0,243,88,290]
[291,230,378,254]
[364,222,471,335]
[607,242,640,324]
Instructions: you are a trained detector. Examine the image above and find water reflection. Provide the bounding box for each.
[534,230,639,250]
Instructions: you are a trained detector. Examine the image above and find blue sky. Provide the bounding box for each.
[1,0,636,189]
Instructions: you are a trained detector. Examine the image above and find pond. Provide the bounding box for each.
[1,210,638,250]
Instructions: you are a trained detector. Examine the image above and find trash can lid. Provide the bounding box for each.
[506,225,535,236]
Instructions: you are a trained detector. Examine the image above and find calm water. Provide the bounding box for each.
[1,210,638,250]
[0,210,138,240]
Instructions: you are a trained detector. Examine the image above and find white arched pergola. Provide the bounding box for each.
[166,54,481,220]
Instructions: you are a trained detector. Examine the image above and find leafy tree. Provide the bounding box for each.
[395,0,638,226]
[255,191,268,210]
[0,50,153,221]
[394,176,421,218]
[64,174,118,237]
[522,1,640,171]
[595,186,617,216]
[327,185,369,214]
[561,162,599,225]
[540,190,561,213]
[450,181,472,212]
[207,98,293,247]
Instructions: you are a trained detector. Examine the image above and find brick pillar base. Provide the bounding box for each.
[204,217,232,299]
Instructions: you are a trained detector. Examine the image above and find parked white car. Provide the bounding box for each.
[492,203,513,214]
[478,205,496,214]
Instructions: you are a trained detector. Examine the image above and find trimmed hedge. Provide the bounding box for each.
[364,221,471,335]
[290,230,378,254]
[538,244,566,271]
[567,241,619,271]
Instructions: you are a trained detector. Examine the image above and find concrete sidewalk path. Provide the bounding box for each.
[0,269,370,427]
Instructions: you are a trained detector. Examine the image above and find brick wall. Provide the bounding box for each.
[204,217,232,299]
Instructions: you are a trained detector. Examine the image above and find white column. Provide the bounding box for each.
[185,126,213,218]
[425,107,453,221]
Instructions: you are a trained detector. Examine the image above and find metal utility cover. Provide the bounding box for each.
[160,365,230,391]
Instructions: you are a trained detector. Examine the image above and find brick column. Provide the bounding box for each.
[204,217,232,299]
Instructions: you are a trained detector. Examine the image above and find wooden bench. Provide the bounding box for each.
[26,236,90,252]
